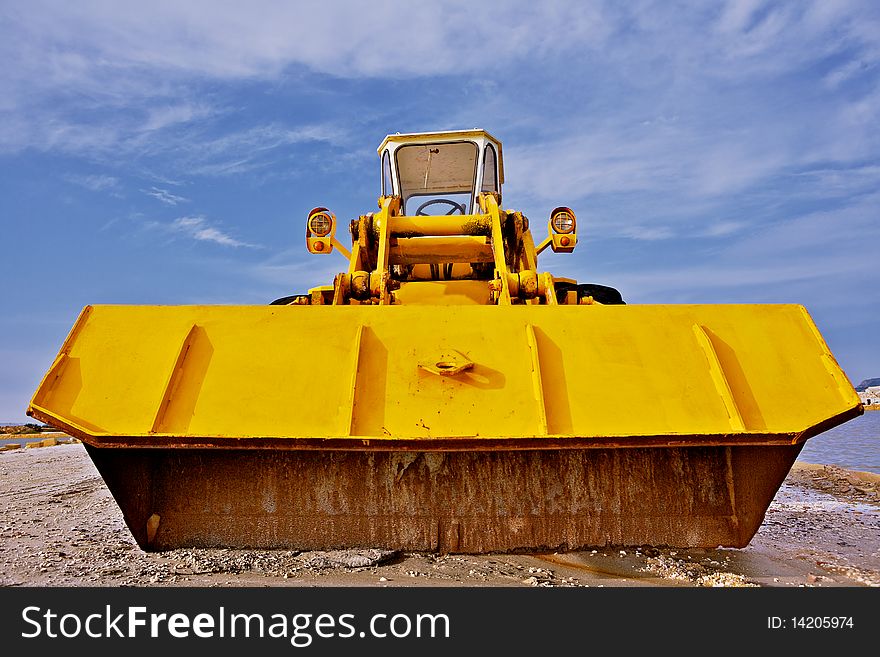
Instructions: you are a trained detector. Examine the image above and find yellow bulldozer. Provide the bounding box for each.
[28,129,862,552]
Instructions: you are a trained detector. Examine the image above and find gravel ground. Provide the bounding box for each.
[1,443,877,588]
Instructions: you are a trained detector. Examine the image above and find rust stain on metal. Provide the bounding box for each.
[85,444,800,553]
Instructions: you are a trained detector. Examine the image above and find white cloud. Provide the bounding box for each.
[716,0,766,35]
[790,165,880,198]
[594,191,880,303]
[0,2,611,81]
[181,123,345,176]
[723,193,880,261]
[166,215,259,248]
[0,2,608,158]
[2,0,878,199]
[141,171,186,187]
[505,122,785,206]
[142,186,188,205]
[618,224,676,241]
[1,2,875,103]
[700,220,746,238]
[63,173,119,192]
[248,246,346,293]
[823,59,874,89]
[142,103,215,132]
[715,2,795,60]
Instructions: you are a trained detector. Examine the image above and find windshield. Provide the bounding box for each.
[395,141,478,215]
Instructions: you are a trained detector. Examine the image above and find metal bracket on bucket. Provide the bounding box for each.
[418,350,474,376]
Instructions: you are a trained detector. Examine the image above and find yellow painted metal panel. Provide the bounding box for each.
[388,215,492,237]
[390,236,494,265]
[395,281,491,305]
[29,304,860,445]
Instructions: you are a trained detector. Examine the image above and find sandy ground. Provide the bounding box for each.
[1,442,878,588]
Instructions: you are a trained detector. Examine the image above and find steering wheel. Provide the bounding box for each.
[415,198,466,216]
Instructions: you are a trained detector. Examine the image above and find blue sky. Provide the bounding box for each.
[1,1,878,422]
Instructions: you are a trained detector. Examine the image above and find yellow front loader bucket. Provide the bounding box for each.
[28,303,861,552]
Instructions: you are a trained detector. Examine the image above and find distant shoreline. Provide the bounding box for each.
[791,459,880,486]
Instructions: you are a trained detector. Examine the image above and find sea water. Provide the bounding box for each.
[798,410,880,474]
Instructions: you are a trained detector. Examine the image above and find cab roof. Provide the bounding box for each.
[378,129,504,184]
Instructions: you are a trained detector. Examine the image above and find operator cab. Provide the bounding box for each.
[378,129,503,215]
[304,128,587,305]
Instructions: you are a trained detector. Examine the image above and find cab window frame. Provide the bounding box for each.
[480,143,498,194]
[381,150,393,197]
[394,140,479,215]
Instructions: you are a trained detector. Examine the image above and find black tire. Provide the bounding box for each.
[270,295,300,305]
[554,281,578,304]
[577,283,625,305]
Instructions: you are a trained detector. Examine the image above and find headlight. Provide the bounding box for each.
[550,207,575,234]
[309,211,333,237]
